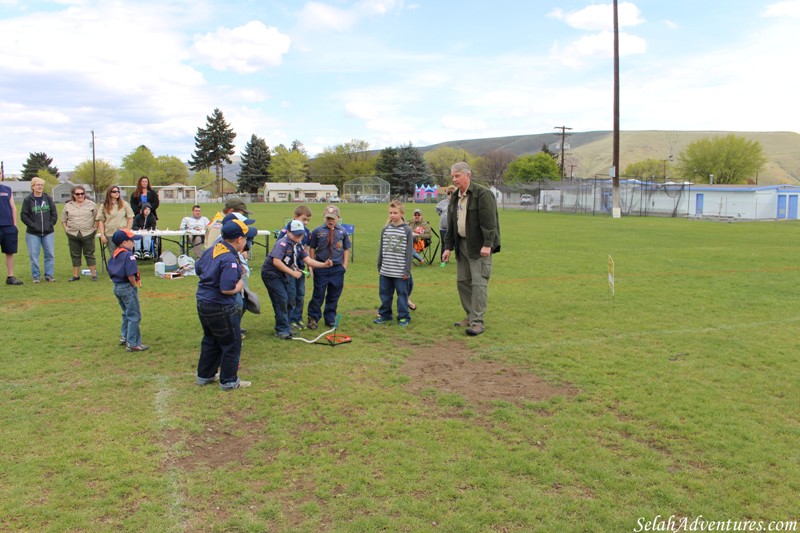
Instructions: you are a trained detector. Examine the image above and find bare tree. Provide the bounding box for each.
[475,150,515,187]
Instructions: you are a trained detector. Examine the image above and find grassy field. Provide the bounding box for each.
[2,203,799,532]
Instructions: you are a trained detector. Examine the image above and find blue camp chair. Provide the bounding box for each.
[341,223,355,262]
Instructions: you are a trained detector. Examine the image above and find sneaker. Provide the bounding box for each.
[126,344,150,352]
[275,332,293,340]
[235,380,252,389]
[44,275,55,282]
[68,276,81,282]
[5,276,23,286]
[32,278,40,284]
[143,253,152,260]
[373,316,391,324]
[119,337,126,346]
[91,275,97,281]
[466,323,484,336]
[454,318,470,327]
[295,320,306,330]
[290,322,304,331]
[398,318,410,327]
[307,318,318,330]
[134,251,143,260]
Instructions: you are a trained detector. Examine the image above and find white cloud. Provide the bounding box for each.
[297,2,357,31]
[193,21,291,73]
[441,116,488,131]
[551,31,646,67]
[297,0,404,32]
[549,2,644,31]
[764,0,800,17]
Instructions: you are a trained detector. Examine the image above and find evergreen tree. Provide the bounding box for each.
[188,108,236,196]
[238,134,271,193]
[395,144,426,198]
[540,142,557,160]
[22,152,59,181]
[374,146,398,190]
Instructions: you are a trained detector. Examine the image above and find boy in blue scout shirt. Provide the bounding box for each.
[276,205,313,331]
[306,205,351,330]
[107,229,148,352]
[195,219,257,390]
[262,219,333,339]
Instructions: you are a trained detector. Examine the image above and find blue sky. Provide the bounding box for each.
[1,0,798,175]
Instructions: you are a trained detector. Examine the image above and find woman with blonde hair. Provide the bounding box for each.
[20,177,58,282]
[62,185,98,281]
[95,185,134,254]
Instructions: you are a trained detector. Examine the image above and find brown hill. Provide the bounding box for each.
[421,131,800,185]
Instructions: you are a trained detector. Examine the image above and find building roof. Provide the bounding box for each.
[264,182,338,192]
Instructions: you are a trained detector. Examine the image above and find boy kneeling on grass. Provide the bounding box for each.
[374,200,413,327]
[262,219,333,340]
[107,229,148,352]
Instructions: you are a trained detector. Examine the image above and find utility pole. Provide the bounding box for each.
[91,130,97,201]
[554,125,572,179]
[611,0,621,218]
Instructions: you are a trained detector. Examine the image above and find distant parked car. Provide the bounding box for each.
[328,195,341,203]
[359,195,382,203]
[520,194,533,206]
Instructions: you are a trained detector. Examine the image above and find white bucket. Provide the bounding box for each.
[154,262,165,277]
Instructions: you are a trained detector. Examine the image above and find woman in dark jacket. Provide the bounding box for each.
[131,203,157,259]
[130,176,159,220]
[20,176,58,282]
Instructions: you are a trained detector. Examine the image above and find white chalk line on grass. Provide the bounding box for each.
[153,374,186,532]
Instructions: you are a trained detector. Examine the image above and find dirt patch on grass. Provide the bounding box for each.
[163,411,261,472]
[401,341,576,411]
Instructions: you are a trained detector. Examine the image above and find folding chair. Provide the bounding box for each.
[341,223,355,262]
[416,227,440,265]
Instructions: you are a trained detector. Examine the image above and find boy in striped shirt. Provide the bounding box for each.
[374,201,414,326]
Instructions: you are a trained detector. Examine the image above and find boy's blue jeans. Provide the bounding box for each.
[288,274,306,323]
[196,300,242,389]
[263,273,292,336]
[113,282,142,347]
[377,275,410,321]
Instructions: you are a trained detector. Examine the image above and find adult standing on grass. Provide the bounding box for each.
[0,174,23,285]
[435,185,456,260]
[129,176,159,220]
[20,177,58,283]
[62,185,98,281]
[96,186,134,255]
[441,162,501,336]
[195,219,257,391]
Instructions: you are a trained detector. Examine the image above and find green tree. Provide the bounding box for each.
[120,145,158,184]
[188,108,237,195]
[675,134,766,184]
[153,155,190,185]
[474,150,515,187]
[22,152,59,181]
[309,139,374,191]
[540,142,557,160]
[374,144,427,198]
[36,169,59,195]
[424,147,474,186]
[72,159,120,199]
[624,158,671,180]
[238,134,271,193]
[270,144,309,183]
[189,169,215,190]
[505,152,561,183]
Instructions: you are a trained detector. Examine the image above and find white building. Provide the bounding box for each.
[263,182,338,203]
